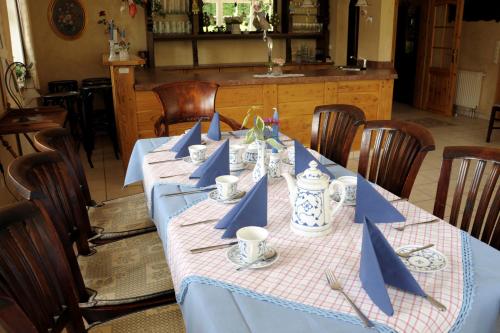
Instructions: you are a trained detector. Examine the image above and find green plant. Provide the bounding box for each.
[241,106,283,150]
[152,0,166,17]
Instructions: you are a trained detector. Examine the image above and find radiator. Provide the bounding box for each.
[454,70,485,115]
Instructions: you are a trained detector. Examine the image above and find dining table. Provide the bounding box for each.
[124,131,500,333]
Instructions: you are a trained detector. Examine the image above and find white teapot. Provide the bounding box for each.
[282,161,346,237]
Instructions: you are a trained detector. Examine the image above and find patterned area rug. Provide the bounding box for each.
[406,117,455,128]
[89,304,185,333]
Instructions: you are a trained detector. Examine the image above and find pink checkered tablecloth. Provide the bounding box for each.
[165,173,465,333]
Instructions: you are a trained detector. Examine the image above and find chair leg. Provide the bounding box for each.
[486,106,498,142]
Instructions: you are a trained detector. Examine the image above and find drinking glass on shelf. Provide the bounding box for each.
[165,21,170,33]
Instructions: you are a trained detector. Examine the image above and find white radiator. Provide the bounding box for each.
[454,70,485,112]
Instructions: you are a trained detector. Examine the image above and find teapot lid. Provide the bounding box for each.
[298,161,330,184]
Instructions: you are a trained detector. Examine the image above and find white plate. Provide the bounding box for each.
[396,245,447,273]
[208,190,246,204]
[227,244,279,269]
[183,156,206,165]
[230,163,247,171]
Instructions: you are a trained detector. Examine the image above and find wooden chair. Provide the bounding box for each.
[153,81,241,136]
[7,151,175,325]
[0,201,184,333]
[310,104,366,167]
[358,120,435,198]
[34,127,156,243]
[433,146,500,249]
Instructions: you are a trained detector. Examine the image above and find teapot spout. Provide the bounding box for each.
[282,172,297,204]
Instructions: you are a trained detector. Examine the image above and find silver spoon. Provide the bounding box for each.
[236,249,277,271]
[397,244,434,258]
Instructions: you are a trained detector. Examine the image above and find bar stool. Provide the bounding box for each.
[42,80,80,139]
[80,78,119,168]
[486,104,499,142]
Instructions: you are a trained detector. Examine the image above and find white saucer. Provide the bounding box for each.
[230,163,247,171]
[183,156,206,165]
[227,245,279,269]
[396,245,447,273]
[208,190,246,204]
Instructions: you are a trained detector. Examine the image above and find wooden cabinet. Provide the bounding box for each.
[134,79,393,150]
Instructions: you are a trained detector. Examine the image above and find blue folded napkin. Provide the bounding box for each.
[354,174,406,224]
[294,140,333,178]
[190,140,230,187]
[215,175,268,238]
[171,121,202,158]
[360,217,426,316]
[271,109,280,153]
[207,112,221,141]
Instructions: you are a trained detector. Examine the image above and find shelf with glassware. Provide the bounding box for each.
[145,0,329,67]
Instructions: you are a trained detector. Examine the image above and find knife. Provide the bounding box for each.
[190,241,238,254]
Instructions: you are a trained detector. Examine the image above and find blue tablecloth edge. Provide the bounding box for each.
[449,231,475,333]
[177,275,397,333]
[173,230,475,333]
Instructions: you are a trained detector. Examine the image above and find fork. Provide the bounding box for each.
[325,269,374,328]
[392,218,439,231]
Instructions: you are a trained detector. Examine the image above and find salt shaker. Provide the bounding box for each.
[268,152,281,179]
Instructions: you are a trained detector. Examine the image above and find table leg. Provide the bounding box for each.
[0,135,18,158]
[15,134,23,156]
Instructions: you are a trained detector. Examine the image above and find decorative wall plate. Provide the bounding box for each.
[48,0,86,40]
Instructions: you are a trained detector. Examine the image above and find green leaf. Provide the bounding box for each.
[244,128,255,144]
[265,138,284,150]
[241,113,250,128]
[255,116,265,132]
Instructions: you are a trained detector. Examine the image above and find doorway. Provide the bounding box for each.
[393,1,421,104]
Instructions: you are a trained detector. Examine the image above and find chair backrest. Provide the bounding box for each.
[34,127,93,206]
[48,80,78,93]
[7,151,91,301]
[433,146,500,249]
[0,201,85,332]
[358,120,435,198]
[0,297,37,333]
[310,104,366,167]
[152,81,241,136]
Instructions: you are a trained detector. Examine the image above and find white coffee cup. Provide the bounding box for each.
[188,145,207,164]
[229,144,245,168]
[215,175,239,200]
[237,226,268,263]
[333,176,357,204]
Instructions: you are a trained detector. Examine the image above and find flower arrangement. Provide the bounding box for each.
[241,106,283,150]
[118,39,130,51]
[273,58,285,66]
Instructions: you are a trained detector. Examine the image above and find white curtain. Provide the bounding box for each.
[16,0,39,89]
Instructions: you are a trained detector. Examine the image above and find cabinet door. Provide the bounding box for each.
[277,83,325,145]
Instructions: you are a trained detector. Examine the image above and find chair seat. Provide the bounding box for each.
[88,194,155,234]
[78,231,174,302]
[89,304,185,333]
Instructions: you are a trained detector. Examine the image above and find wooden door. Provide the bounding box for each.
[424,0,464,115]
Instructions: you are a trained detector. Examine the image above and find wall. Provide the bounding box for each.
[458,20,500,118]
[28,0,147,93]
[358,0,395,62]
[330,0,349,65]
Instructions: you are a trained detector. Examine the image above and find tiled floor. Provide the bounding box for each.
[76,103,500,216]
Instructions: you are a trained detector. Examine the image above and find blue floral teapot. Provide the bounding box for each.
[282,161,346,237]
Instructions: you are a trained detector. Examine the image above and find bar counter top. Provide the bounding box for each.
[134,67,397,91]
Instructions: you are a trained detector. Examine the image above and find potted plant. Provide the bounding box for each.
[242,106,283,181]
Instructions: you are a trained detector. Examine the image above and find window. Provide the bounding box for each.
[202,0,273,32]
[6,0,24,63]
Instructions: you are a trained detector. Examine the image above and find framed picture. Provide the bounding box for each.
[48,0,86,40]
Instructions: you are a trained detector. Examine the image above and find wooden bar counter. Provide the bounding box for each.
[104,56,397,167]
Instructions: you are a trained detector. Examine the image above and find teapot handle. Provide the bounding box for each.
[329,180,346,217]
